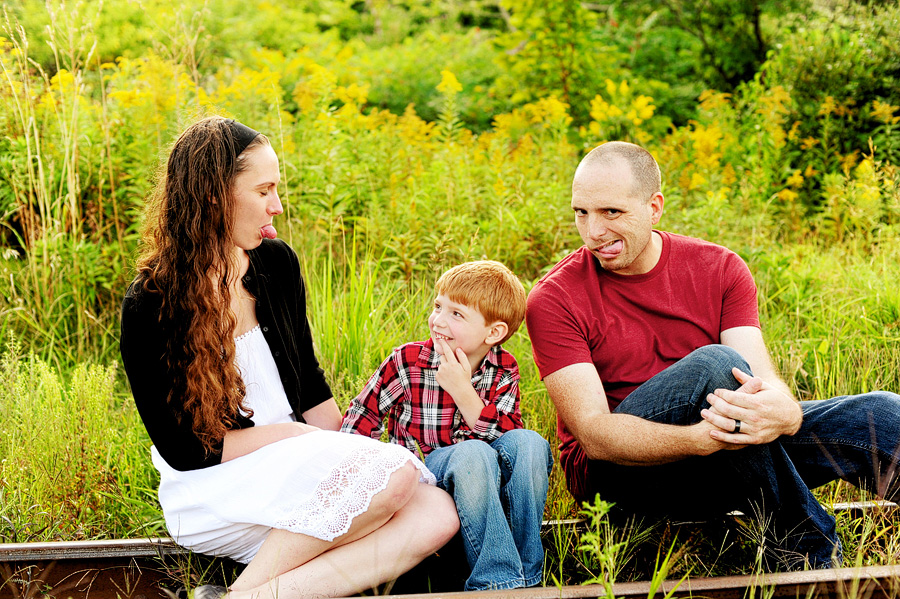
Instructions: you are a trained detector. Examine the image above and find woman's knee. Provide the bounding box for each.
[367,462,419,519]
[406,485,460,555]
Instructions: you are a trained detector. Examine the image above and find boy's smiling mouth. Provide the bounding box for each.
[433,332,453,341]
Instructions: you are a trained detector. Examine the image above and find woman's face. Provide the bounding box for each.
[230,144,283,251]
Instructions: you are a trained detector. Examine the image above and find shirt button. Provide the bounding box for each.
[274,351,280,357]
[242,275,251,283]
[262,327,269,332]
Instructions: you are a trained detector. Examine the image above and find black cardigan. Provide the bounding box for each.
[120,239,333,471]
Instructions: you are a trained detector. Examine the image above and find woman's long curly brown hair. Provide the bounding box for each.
[135,116,270,456]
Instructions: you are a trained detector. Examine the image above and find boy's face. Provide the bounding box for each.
[428,294,495,358]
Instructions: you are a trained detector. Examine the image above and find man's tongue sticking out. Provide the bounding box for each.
[597,239,622,258]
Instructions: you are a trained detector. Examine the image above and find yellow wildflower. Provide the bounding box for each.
[437,70,463,95]
[854,158,875,180]
[605,79,617,97]
[108,89,142,108]
[398,105,436,147]
[493,177,507,198]
[771,126,787,149]
[776,189,799,202]
[804,164,819,178]
[698,90,732,111]
[840,151,859,173]
[633,95,655,121]
[871,100,900,124]
[590,96,622,122]
[722,164,737,186]
[336,45,354,62]
[800,137,819,150]
[756,85,791,122]
[49,69,76,93]
[689,123,723,170]
[334,82,370,106]
[519,96,573,127]
[818,96,836,117]
[786,170,804,188]
[689,172,707,190]
[293,63,337,113]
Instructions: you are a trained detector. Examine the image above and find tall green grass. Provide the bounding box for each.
[0,338,161,541]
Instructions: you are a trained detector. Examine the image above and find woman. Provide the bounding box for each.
[120,116,458,599]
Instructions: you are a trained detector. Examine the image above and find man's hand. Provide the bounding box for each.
[700,367,802,446]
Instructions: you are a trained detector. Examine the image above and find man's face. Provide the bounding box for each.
[571,159,663,276]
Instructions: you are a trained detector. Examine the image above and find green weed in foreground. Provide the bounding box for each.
[0,338,162,541]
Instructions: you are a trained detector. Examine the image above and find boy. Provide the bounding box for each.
[341,260,552,591]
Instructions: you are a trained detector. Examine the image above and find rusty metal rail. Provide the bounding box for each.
[382,565,900,599]
[2,502,897,599]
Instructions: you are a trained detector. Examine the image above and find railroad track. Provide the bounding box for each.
[3,502,897,599]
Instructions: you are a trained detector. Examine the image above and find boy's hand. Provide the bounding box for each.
[435,338,473,395]
[435,338,486,427]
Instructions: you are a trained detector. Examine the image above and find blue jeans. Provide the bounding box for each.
[424,429,553,590]
[583,345,900,571]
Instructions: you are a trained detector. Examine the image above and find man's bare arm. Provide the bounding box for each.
[544,363,728,466]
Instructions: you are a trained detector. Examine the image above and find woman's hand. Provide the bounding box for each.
[222,422,320,462]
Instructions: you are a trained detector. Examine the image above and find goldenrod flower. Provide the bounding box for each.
[776,189,799,202]
[786,170,804,188]
[437,70,463,95]
[818,96,836,117]
[871,100,900,124]
[605,79,618,97]
[800,137,819,150]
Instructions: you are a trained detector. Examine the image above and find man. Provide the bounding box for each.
[526,141,900,570]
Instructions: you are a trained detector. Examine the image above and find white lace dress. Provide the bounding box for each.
[152,325,435,564]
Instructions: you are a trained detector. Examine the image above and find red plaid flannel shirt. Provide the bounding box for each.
[340,339,523,455]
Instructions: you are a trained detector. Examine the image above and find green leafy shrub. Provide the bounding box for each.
[0,339,161,541]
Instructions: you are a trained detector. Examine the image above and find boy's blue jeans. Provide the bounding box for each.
[424,429,553,590]
[584,344,900,571]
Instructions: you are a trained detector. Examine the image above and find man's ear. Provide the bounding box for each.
[485,321,509,345]
[649,191,664,225]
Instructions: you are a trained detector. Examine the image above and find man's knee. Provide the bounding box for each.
[682,344,751,389]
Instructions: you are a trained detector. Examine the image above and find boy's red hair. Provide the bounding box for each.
[435,261,526,345]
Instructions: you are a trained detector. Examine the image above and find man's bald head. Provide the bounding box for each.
[574,141,661,201]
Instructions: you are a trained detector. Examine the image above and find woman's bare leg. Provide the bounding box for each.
[228,482,458,599]
[231,462,420,590]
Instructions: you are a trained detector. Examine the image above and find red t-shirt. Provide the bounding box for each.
[526,231,760,501]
